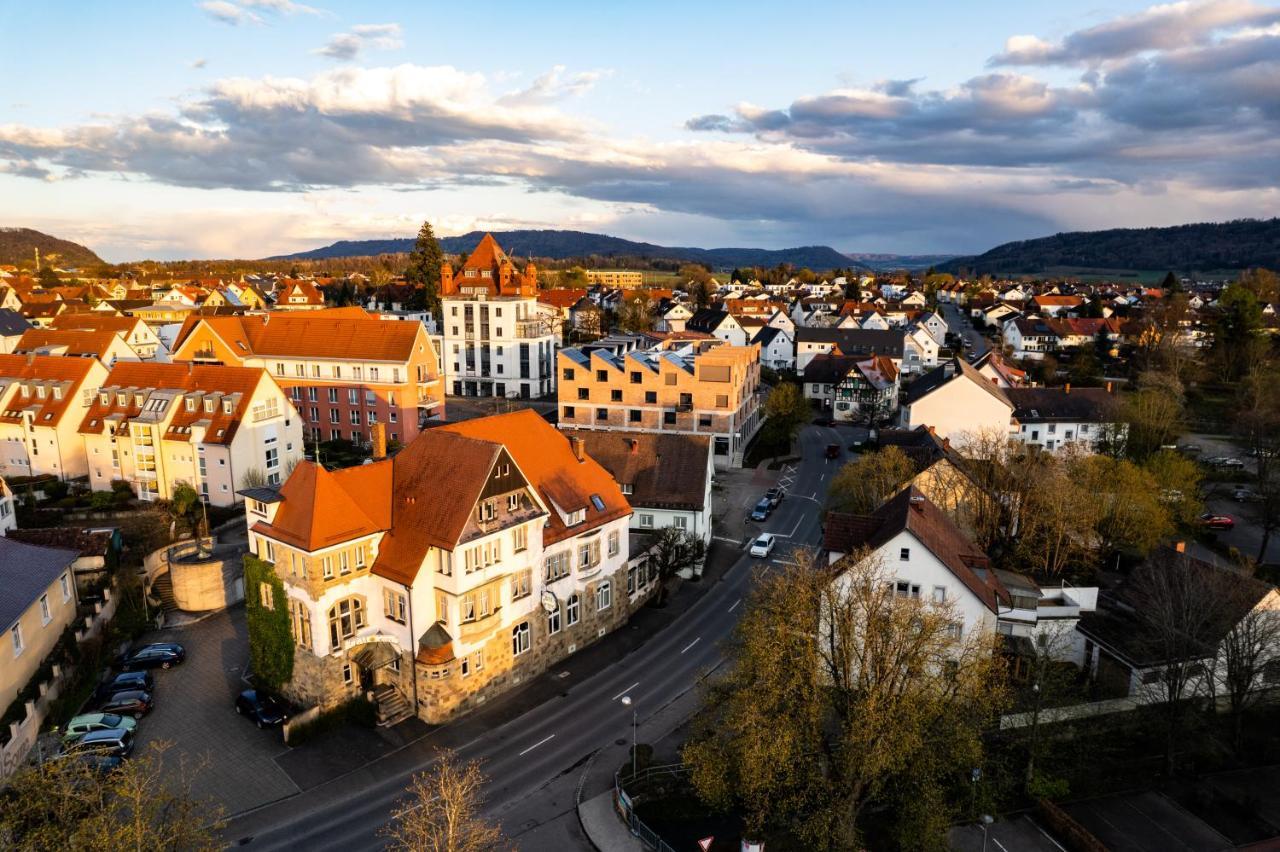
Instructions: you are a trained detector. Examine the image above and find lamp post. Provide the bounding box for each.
[980,814,993,852]
[620,695,637,779]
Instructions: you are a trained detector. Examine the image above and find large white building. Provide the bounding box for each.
[439,234,559,399]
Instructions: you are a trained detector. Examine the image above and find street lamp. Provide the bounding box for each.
[620,695,637,779]
[980,814,993,852]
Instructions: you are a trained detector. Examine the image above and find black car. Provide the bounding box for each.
[93,670,154,702]
[235,689,289,728]
[117,642,185,671]
[96,689,153,718]
[66,727,135,759]
[765,486,785,507]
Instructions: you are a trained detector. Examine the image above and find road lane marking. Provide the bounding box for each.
[728,598,741,613]
[518,734,555,756]
[776,517,803,539]
[681,637,701,654]
[612,682,639,701]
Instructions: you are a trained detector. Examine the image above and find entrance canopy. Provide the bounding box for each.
[350,639,401,671]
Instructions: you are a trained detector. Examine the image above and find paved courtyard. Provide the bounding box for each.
[132,607,300,816]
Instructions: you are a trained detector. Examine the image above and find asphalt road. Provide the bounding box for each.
[939,300,991,360]
[222,425,840,851]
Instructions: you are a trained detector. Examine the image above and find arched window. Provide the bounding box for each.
[596,581,612,611]
[328,597,365,650]
[566,594,580,626]
[512,621,530,656]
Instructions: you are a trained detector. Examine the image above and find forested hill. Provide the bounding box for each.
[271,229,858,271]
[0,228,103,268]
[940,219,1280,274]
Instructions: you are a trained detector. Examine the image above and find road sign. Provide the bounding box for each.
[697,838,714,852]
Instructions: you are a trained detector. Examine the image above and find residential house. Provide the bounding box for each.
[243,410,643,725]
[971,350,1029,388]
[1031,295,1085,316]
[1003,317,1061,360]
[439,234,559,398]
[50,313,167,360]
[0,354,109,481]
[1006,385,1120,453]
[79,363,304,504]
[794,327,905,371]
[557,338,762,468]
[0,538,79,706]
[686,308,750,346]
[170,307,445,446]
[897,357,1014,449]
[803,353,899,423]
[563,430,714,546]
[13,329,138,367]
[274,280,327,311]
[0,310,31,354]
[752,325,794,371]
[903,325,941,374]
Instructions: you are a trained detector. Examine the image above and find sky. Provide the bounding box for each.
[0,0,1278,262]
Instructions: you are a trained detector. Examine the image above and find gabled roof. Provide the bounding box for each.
[0,354,99,426]
[803,353,860,384]
[440,410,630,545]
[172,308,426,363]
[903,357,1012,410]
[253,461,388,553]
[794,327,906,357]
[0,308,31,336]
[827,486,1009,612]
[15,328,120,359]
[462,233,510,271]
[50,313,145,336]
[0,538,77,631]
[1006,387,1117,423]
[561,430,710,512]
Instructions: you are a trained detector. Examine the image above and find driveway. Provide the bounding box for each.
[132,607,300,816]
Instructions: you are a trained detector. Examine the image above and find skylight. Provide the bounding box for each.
[590,495,605,512]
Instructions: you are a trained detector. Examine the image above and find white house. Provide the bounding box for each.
[903,326,941,375]
[1006,386,1121,453]
[897,357,1014,450]
[752,326,794,371]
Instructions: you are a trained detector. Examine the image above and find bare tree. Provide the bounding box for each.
[1236,362,1280,563]
[382,750,506,852]
[1211,588,1280,753]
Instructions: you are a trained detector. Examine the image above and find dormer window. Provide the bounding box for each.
[204,398,215,413]
[20,385,29,397]
[36,386,45,399]
[185,398,195,412]
[567,509,585,526]
[477,500,496,522]
[99,392,109,405]
[134,393,144,407]
[222,400,233,414]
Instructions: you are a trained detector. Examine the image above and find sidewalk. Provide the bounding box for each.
[579,792,645,852]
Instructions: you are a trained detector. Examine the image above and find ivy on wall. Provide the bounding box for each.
[243,555,294,690]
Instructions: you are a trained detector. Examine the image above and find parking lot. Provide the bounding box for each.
[949,815,1065,852]
[1062,791,1233,852]
[128,606,299,815]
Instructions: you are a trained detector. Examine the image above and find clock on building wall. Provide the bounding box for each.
[541,591,558,614]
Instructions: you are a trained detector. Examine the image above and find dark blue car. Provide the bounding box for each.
[117,642,185,671]
[235,690,288,728]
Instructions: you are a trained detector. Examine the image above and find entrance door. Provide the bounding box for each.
[358,662,372,692]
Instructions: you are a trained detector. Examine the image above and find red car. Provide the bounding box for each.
[1198,513,1235,531]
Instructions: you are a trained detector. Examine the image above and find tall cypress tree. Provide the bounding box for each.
[404,220,444,317]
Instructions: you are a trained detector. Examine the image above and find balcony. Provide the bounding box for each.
[515,319,552,339]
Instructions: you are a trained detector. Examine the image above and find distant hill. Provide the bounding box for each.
[0,227,102,269]
[845,253,958,272]
[940,219,1280,275]
[270,229,859,272]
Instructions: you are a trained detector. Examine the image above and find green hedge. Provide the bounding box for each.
[244,555,294,690]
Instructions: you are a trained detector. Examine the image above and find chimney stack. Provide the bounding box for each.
[370,422,387,460]
[570,435,584,462]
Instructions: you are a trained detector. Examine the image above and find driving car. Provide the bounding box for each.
[235,689,289,729]
[749,499,772,522]
[765,486,785,507]
[825,443,841,459]
[749,533,776,558]
[93,671,154,702]
[117,642,185,671]
[62,713,138,744]
[1198,513,1236,531]
[96,690,153,718]
[1233,487,1262,502]
[65,727,135,759]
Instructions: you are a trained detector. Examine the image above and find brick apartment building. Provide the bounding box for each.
[169,307,445,447]
[557,338,763,467]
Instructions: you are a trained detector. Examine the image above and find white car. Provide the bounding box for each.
[749,533,776,558]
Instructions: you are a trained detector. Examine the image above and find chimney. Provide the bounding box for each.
[1064,383,1071,395]
[570,435,585,462]
[370,422,387,460]
[1174,540,1186,554]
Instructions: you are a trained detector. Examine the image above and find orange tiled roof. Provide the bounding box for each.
[0,354,98,426]
[440,409,630,545]
[253,461,389,552]
[538,289,588,309]
[14,328,118,359]
[461,233,510,271]
[77,362,267,445]
[173,308,426,363]
[50,314,146,336]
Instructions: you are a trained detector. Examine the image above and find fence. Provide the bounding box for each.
[613,763,690,852]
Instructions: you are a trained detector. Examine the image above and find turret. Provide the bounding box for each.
[498,258,513,292]
[522,263,538,296]
[440,262,454,295]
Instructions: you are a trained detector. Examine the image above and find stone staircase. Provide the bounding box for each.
[150,571,180,614]
[372,684,413,727]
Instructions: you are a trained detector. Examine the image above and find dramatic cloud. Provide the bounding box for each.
[315,23,403,60]
[991,0,1280,65]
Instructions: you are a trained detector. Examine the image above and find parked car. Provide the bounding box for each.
[750,499,772,522]
[1177,444,1202,454]
[93,671,154,702]
[765,486,785,507]
[96,690,153,718]
[235,689,289,729]
[117,642,185,671]
[65,727,134,759]
[63,713,138,744]
[1233,488,1263,502]
[825,443,841,459]
[1219,458,1246,469]
[1198,513,1236,531]
[749,533,777,558]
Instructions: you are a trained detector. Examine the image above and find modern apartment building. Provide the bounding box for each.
[79,362,304,504]
[244,410,652,724]
[557,338,762,468]
[587,270,644,288]
[169,307,445,447]
[0,354,108,481]
[439,234,559,399]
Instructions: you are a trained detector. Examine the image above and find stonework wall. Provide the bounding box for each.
[414,562,652,724]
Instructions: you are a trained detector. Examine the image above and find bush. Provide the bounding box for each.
[285,697,377,746]
[43,480,69,501]
[90,491,115,511]
[110,479,134,496]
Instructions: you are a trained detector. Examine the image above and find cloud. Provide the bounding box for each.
[991,0,1280,65]
[199,0,322,26]
[241,0,322,14]
[191,58,208,69]
[199,1,256,25]
[315,22,402,60]
[498,65,612,105]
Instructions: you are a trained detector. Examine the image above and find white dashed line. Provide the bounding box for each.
[518,734,555,756]
[611,682,639,701]
[728,598,741,613]
[681,637,701,654]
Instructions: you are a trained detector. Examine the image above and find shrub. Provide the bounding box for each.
[43,480,69,501]
[90,491,115,511]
